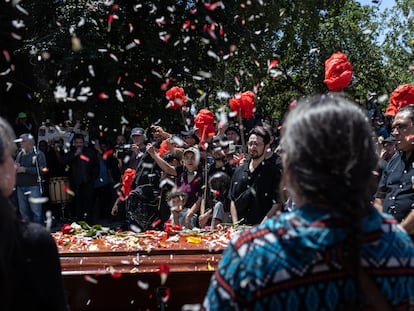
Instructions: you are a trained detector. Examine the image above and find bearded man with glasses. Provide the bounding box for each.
[229,126,281,225]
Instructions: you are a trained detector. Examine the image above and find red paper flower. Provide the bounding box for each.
[157,140,170,157]
[385,84,414,116]
[121,168,136,197]
[165,86,187,110]
[194,109,216,147]
[229,90,255,119]
[323,51,353,92]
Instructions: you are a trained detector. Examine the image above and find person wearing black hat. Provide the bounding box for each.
[14,112,34,138]
[127,127,146,170]
[379,135,397,162]
[180,128,200,148]
[224,125,240,145]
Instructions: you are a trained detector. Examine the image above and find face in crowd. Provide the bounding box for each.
[391,108,414,153]
[182,150,199,172]
[131,134,145,147]
[226,129,239,144]
[247,134,266,160]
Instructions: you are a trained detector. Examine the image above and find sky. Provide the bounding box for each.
[357,0,395,10]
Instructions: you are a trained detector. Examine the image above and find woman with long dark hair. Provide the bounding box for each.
[203,94,414,310]
[0,117,67,311]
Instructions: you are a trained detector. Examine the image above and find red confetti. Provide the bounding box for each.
[108,14,114,24]
[111,271,122,279]
[268,59,279,69]
[160,79,171,91]
[98,92,109,99]
[288,100,297,110]
[182,20,191,29]
[158,263,170,285]
[151,219,162,228]
[219,25,224,36]
[161,288,170,303]
[122,90,135,97]
[205,1,222,10]
[2,50,10,62]
[102,149,113,160]
[80,154,90,162]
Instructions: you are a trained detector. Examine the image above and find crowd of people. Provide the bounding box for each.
[6,95,408,234]
[3,92,414,309]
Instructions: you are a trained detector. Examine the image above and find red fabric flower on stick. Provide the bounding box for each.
[323,51,353,92]
[385,84,414,116]
[165,86,187,110]
[157,140,170,157]
[121,168,136,197]
[229,90,255,119]
[194,109,216,148]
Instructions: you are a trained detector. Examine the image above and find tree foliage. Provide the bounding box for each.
[5,0,410,132]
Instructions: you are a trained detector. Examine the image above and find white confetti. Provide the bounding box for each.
[115,89,124,102]
[28,197,49,204]
[182,304,201,311]
[137,280,149,290]
[88,65,95,77]
[16,4,29,15]
[120,116,129,124]
[207,50,220,61]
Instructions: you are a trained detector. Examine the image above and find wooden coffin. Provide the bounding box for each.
[54,230,233,311]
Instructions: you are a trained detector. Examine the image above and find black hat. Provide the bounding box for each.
[382,136,396,144]
[225,125,240,136]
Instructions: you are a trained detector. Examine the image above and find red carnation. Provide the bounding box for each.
[229,90,255,119]
[323,51,353,92]
[194,109,216,147]
[165,86,187,110]
[385,84,414,116]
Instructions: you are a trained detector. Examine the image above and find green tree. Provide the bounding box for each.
[18,0,394,132]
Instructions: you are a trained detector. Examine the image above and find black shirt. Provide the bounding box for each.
[229,159,281,225]
[376,151,414,222]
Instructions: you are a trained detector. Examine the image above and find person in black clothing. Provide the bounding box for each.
[0,116,68,311]
[64,133,99,223]
[229,126,282,225]
[375,104,414,235]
